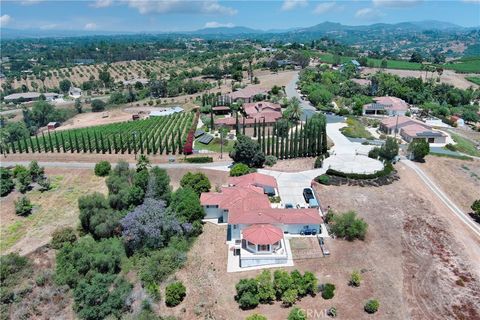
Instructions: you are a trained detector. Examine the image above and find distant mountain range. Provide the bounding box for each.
[1,20,476,39]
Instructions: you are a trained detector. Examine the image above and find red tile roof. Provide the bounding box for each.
[380,116,429,130]
[212,106,230,111]
[243,224,284,245]
[229,208,322,225]
[243,101,281,117]
[228,173,278,189]
[373,96,409,111]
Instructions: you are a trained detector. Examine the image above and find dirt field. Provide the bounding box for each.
[269,157,317,172]
[418,156,480,213]
[158,163,480,320]
[362,68,479,90]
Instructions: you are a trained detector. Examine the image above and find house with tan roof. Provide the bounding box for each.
[229,87,268,102]
[200,173,323,269]
[363,96,409,116]
[379,116,447,144]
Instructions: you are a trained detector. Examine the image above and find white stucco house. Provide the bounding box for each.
[200,173,323,269]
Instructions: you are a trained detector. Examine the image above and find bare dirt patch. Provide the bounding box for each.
[362,68,479,90]
[57,107,133,130]
[417,156,480,213]
[269,157,316,172]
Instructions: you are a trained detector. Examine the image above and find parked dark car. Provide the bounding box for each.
[300,226,317,236]
[303,188,315,202]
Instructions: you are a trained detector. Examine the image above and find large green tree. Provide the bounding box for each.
[229,134,265,168]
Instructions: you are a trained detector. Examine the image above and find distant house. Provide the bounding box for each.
[149,106,183,117]
[229,87,268,102]
[211,106,231,115]
[47,122,60,130]
[214,101,282,136]
[122,78,149,86]
[68,87,82,99]
[450,116,465,127]
[351,78,372,87]
[3,92,59,103]
[200,173,323,268]
[380,116,446,144]
[363,96,409,116]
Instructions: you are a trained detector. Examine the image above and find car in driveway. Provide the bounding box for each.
[318,237,330,256]
[303,188,315,202]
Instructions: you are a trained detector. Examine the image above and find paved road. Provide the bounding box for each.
[402,159,480,238]
[0,160,233,170]
[285,72,317,121]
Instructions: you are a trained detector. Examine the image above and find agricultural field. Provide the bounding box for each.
[3,112,196,156]
[466,76,480,85]
[443,56,480,74]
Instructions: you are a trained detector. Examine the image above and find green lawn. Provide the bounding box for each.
[451,133,480,157]
[194,137,235,153]
[443,57,480,74]
[466,76,480,86]
[340,117,373,139]
[429,152,473,161]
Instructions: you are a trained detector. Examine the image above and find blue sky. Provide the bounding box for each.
[1,0,479,32]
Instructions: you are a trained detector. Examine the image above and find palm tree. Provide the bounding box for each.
[286,97,303,122]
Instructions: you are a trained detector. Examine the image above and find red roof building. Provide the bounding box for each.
[243,224,284,245]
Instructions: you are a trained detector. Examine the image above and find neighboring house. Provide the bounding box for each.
[214,101,282,136]
[200,173,323,268]
[351,78,372,87]
[450,116,465,127]
[380,116,446,144]
[3,92,60,103]
[122,78,149,86]
[363,96,409,116]
[229,87,268,102]
[211,106,231,115]
[47,122,60,130]
[149,106,183,117]
[68,87,82,99]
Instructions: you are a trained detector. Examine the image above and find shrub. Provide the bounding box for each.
[471,199,480,221]
[15,196,33,216]
[317,174,330,185]
[264,155,277,167]
[349,270,362,287]
[364,299,379,314]
[327,307,337,317]
[0,168,14,196]
[379,137,399,161]
[91,99,106,112]
[51,227,77,249]
[38,175,51,191]
[282,288,298,306]
[314,156,323,168]
[408,139,429,161]
[329,211,367,241]
[229,134,265,168]
[445,143,457,151]
[368,147,380,159]
[165,281,186,307]
[321,283,335,299]
[16,170,32,193]
[237,291,259,310]
[180,172,211,196]
[246,314,267,320]
[288,307,307,320]
[94,161,111,176]
[230,163,251,177]
[12,165,28,178]
[184,156,213,163]
[28,160,44,182]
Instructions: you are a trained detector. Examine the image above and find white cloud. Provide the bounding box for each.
[123,0,237,15]
[372,0,421,7]
[204,21,234,28]
[355,7,383,20]
[313,2,337,14]
[0,14,12,27]
[91,0,113,8]
[20,0,44,5]
[84,22,97,30]
[281,0,308,11]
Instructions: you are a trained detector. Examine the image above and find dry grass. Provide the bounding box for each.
[0,168,107,255]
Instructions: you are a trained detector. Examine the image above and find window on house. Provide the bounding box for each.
[258,244,270,252]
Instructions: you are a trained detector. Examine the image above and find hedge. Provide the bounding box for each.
[184,156,213,163]
[183,109,200,155]
[322,162,394,180]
